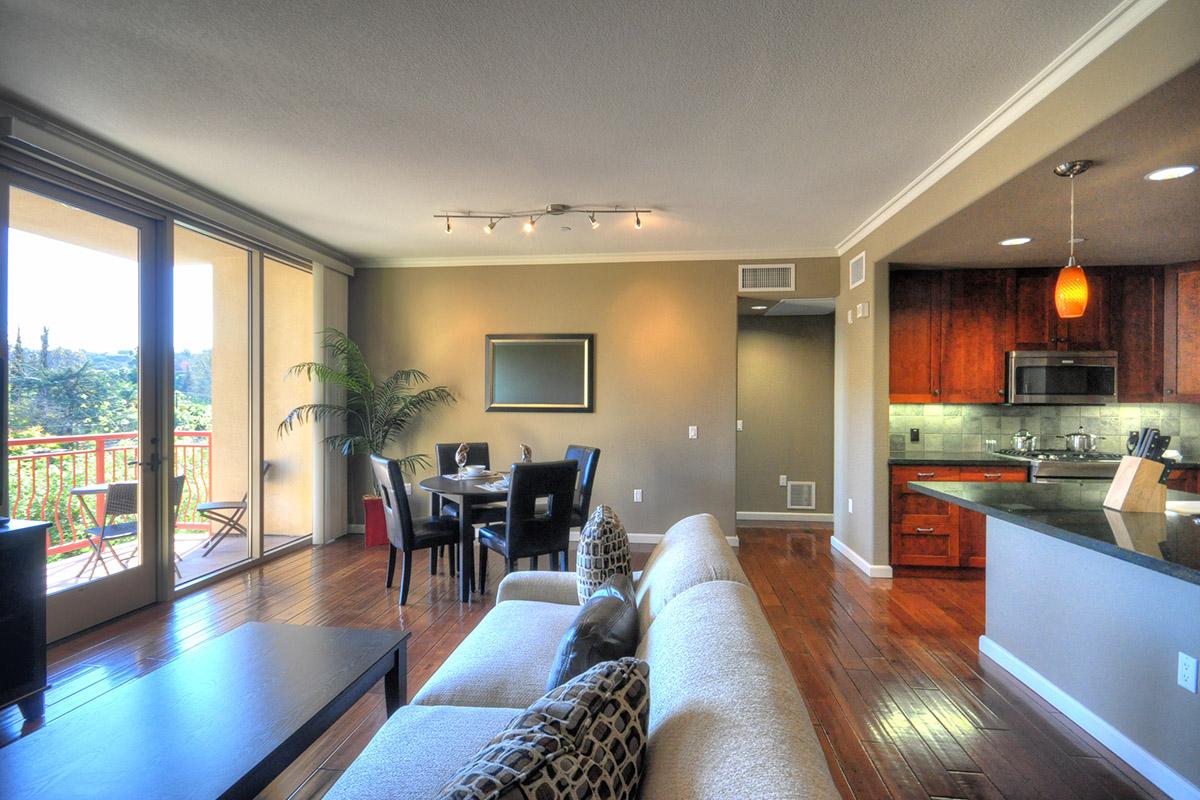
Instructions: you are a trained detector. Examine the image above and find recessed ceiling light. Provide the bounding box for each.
[750,305,768,311]
[999,237,1032,246]
[1144,165,1196,181]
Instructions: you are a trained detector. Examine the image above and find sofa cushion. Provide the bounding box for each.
[576,504,632,603]
[633,513,748,635]
[324,705,521,800]
[412,599,579,709]
[635,580,840,799]
[435,658,650,800]
[547,573,638,690]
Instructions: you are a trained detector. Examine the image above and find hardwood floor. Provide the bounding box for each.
[738,524,1167,800]
[0,527,1165,800]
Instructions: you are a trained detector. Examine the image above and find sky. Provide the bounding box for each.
[7,228,214,352]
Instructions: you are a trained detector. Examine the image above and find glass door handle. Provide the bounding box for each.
[130,453,161,471]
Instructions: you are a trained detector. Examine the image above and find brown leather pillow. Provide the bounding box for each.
[546,573,638,690]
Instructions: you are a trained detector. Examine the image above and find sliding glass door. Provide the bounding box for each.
[3,176,163,641]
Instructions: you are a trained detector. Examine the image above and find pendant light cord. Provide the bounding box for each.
[1069,176,1075,260]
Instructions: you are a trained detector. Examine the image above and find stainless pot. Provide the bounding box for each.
[1011,429,1040,452]
[1058,426,1104,453]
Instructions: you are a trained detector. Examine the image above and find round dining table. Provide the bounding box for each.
[417,474,508,602]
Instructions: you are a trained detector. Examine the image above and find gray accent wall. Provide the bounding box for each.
[890,403,1200,458]
[986,518,1200,790]
[736,314,835,514]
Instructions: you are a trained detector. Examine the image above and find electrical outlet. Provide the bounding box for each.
[688,425,698,439]
[633,489,643,503]
[910,427,920,443]
[779,474,787,487]
[846,309,854,325]
[1180,652,1198,693]
[736,419,743,431]
[848,497,854,514]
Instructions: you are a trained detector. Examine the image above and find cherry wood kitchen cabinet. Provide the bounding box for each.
[889,464,1028,568]
[938,270,1012,403]
[1109,266,1164,402]
[1012,267,1110,351]
[1165,467,1199,493]
[889,270,942,402]
[1164,261,1200,403]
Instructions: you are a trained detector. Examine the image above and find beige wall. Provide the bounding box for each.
[264,258,314,536]
[833,1,1200,568]
[736,314,834,514]
[349,260,744,534]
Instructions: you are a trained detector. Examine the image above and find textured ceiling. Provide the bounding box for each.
[0,0,1122,263]
[890,63,1200,269]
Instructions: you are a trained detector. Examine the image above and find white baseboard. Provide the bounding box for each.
[830,535,893,578]
[979,636,1199,800]
[351,525,739,549]
[737,511,833,523]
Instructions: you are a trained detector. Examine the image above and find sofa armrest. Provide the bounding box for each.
[495,571,581,605]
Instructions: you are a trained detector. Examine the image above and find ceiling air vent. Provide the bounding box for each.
[739,263,794,292]
[787,481,816,510]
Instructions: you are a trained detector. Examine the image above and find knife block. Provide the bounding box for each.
[1103,456,1166,512]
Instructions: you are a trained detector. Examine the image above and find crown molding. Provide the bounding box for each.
[362,246,838,269]
[834,0,1168,257]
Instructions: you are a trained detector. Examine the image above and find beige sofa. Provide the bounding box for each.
[327,513,840,799]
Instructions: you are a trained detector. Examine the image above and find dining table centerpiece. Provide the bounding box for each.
[278,328,455,546]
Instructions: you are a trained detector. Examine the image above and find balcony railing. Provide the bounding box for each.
[7,431,212,556]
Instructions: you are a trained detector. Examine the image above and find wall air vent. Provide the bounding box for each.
[787,481,816,510]
[739,263,795,292]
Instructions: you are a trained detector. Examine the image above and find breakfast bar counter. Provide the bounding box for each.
[908,480,1200,798]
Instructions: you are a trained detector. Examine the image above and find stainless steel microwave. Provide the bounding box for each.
[1005,351,1118,405]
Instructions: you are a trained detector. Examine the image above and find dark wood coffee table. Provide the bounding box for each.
[0,622,408,799]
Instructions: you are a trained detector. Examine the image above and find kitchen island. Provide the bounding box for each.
[910,480,1200,799]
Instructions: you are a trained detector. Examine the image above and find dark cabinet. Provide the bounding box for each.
[1012,267,1109,351]
[1109,267,1164,402]
[1165,467,1198,493]
[938,270,1011,403]
[889,271,942,403]
[1,521,50,722]
[1165,261,1200,403]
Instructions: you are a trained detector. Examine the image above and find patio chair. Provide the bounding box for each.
[76,481,139,578]
[198,461,270,557]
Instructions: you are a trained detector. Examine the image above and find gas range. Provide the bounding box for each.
[994,448,1123,480]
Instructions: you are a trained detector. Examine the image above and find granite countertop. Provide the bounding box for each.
[890,452,1200,469]
[888,452,1027,466]
[910,481,1200,585]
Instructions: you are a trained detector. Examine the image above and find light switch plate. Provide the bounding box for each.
[688,425,698,439]
[736,419,743,431]
[779,474,787,487]
[633,489,643,503]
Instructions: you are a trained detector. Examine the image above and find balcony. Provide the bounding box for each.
[8,431,299,592]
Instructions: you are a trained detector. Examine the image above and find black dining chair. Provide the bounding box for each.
[433,442,505,525]
[477,460,577,593]
[371,455,460,605]
[563,445,601,527]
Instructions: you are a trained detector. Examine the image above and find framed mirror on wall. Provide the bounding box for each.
[485,334,594,412]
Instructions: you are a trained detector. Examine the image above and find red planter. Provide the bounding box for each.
[363,495,388,547]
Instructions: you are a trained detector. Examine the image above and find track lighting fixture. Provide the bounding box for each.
[433,204,650,236]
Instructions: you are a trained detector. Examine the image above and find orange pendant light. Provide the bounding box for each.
[1055,257,1088,318]
[1053,159,1092,320]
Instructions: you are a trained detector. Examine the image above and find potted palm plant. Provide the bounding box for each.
[278,328,455,545]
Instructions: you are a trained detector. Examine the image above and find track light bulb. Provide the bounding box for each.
[484,219,496,234]
[524,216,535,233]
[589,213,600,230]
[444,217,452,234]
[634,211,642,230]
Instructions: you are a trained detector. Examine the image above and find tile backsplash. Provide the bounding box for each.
[889,403,1200,459]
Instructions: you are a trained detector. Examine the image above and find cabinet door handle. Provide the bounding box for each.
[915,527,935,533]
[983,473,1002,479]
[916,472,936,479]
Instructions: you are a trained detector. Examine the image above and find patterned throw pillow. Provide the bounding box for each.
[576,505,632,604]
[435,658,650,800]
